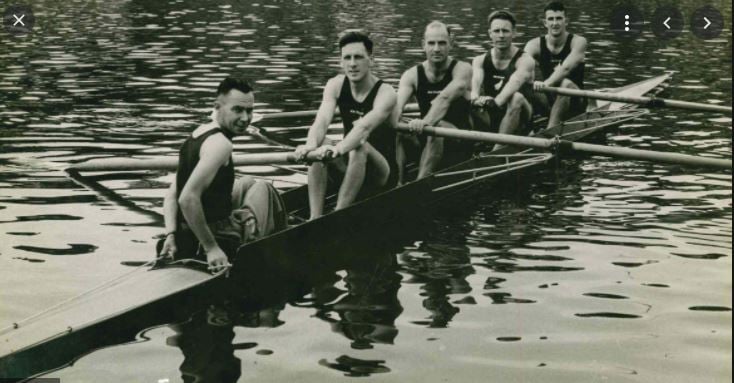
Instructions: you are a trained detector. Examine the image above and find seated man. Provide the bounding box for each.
[294,31,397,219]
[395,20,472,183]
[471,10,535,148]
[525,1,587,129]
[159,77,287,273]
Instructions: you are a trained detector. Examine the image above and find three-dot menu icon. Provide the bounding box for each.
[609,6,644,37]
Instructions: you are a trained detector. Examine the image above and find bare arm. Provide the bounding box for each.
[163,181,178,234]
[177,134,232,253]
[422,61,472,126]
[393,68,417,126]
[305,77,340,149]
[543,35,586,87]
[523,38,541,61]
[334,84,396,155]
[159,179,179,257]
[494,53,535,106]
[470,54,486,101]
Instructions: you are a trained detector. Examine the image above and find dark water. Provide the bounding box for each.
[0,0,731,381]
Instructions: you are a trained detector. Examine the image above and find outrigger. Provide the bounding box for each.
[1,73,730,378]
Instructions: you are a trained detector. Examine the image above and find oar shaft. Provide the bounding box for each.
[397,124,732,170]
[539,86,732,114]
[571,141,732,169]
[257,103,421,121]
[67,152,314,172]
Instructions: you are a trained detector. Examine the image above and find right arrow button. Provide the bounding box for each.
[691,6,723,39]
[703,17,711,29]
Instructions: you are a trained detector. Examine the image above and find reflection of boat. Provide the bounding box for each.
[0,74,671,378]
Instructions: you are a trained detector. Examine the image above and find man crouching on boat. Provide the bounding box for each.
[294,31,397,219]
[395,21,472,183]
[471,10,535,148]
[159,77,287,273]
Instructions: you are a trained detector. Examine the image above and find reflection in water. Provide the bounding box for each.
[312,251,403,351]
[167,306,241,383]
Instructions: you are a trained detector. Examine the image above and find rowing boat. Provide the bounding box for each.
[0,73,671,378]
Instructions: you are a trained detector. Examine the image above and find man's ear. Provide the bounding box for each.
[213,101,221,110]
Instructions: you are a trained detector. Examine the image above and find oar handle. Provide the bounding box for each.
[539,86,732,114]
[256,103,421,122]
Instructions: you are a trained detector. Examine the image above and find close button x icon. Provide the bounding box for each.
[4,4,35,35]
[13,14,25,26]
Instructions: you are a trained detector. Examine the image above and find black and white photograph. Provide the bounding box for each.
[0,0,731,382]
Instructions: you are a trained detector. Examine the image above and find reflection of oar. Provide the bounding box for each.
[66,169,164,222]
[396,123,732,170]
[538,86,732,114]
[67,151,324,172]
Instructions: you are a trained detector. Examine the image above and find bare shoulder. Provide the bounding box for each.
[201,131,233,151]
[454,59,473,73]
[472,53,486,66]
[323,75,344,97]
[376,81,397,104]
[377,81,397,95]
[571,34,587,49]
[524,36,541,52]
[198,132,232,164]
[400,65,418,84]
[517,51,536,70]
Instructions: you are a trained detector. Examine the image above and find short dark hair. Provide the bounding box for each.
[217,76,253,96]
[338,31,373,55]
[488,10,516,28]
[544,1,566,15]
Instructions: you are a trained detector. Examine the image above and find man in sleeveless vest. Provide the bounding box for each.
[394,21,472,184]
[294,31,397,219]
[525,1,587,130]
[159,77,287,273]
[470,10,535,149]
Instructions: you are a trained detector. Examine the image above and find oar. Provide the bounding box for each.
[66,151,321,172]
[255,103,421,122]
[538,86,732,114]
[397,123,732,170]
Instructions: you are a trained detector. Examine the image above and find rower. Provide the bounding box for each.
[471,10,535,149]
[159,77,287,273]
[294,31,397,219]
[394,21,472,183]
[524,1,587,129]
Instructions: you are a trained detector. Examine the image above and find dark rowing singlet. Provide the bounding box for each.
[176,127,234,224]
[481,48,532,98]
[416,59,471,129]
[539,33,584,88]
[337,76,397,176]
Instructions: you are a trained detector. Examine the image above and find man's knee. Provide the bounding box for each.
[508,93,529,111]
[248,179,269,195]
[232,176,257,201]
[348,144,368,165]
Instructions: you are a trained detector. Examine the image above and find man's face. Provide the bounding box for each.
[341,42,372,83]
[488,19,515,49]
[543,10,567,36]
[423,26,451,64]
[215,89,254,136]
